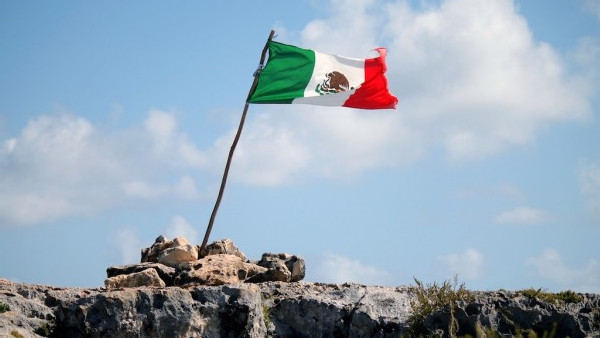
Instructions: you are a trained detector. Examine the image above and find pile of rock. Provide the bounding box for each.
[104,236,305,289]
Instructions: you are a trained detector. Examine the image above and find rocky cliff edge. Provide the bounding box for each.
[1,237,599,337]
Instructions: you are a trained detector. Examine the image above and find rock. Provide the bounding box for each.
[174,254,267,286]
[247,253,305,283]
[106,262,176,286]
[111,237,305,287]
[141,236,198,266]
[141,235,169,263]
[2,279,600,337]
[158,244,198,267]
[200,238,247,261]
[104,268,166,289]
[281,253,305,282]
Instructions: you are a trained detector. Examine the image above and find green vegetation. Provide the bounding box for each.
[468,327,556,338]
[10,331,25,338]
[0,301,10,313]
[262,304,272,329]
[406,278,576,337]
[519,288,583,304]
[593,307,600,330]
[407,276,473,337]
[35,323,54,337]
[260,294,272,329]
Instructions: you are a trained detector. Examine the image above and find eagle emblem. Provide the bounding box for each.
[315,71,354,95]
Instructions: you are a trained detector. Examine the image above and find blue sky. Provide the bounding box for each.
[1,0,599,292]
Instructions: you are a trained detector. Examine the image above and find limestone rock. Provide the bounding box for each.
[200,238,247,261]
[115,237,304,287]
[141,236,198,266]
[106,262,176,286]
[247,253,305,283]
[104,268,166,289]
[281,253,305,282]
[158,244,198,267]
[174,254,267,286]
[2,279,600,337]
[140,235,169,263]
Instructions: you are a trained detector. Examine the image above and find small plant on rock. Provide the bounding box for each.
[407,275,473,336]
[34,323,54,337]
[555,290,583,304]
[0,302,10,313]
[10,330,25,338]
[519,288,583,304]
[592,307,600,330]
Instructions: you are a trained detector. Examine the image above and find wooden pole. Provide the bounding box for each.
[199,30,275,254]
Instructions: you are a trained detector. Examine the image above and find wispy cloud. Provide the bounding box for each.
[110,227,143,265]
[228,0,596,186]
[0,110,208,227]
[526,248,600,293]
[309,252,392,285]
[165,215,198,244]
[123,175,200,200]
[584,0,600,20]
[2,0,598,226]
[579,161,600,221]
[437,248,484,280]
[493,207,554,225]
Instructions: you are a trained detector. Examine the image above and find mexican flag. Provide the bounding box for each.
[248,41,398,110]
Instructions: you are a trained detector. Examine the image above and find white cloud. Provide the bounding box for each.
[145,109,207,168]
[384,0,592,160]
[1,138,17,153]
[123,175,200,200]
[0,110,207,226]
[579,162,600,221]
[437,248,484,280]
[225,0,596,186]
[227,115,312,186]
[3,0,598,224]
[584,0,600,20]
[224,106,423,185]
[0,114,114,224]
[526,248,600,293]
[309,252,392,285]
[493,206,554,224]
[110,227,143,264]
[455,182,526,201]
[165,215,198,244]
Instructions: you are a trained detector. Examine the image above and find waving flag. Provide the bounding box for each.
[248,41,397,110]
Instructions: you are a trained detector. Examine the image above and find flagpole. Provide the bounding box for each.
[199,30,275,254]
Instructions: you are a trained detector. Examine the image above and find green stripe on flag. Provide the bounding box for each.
[249,41,315,104]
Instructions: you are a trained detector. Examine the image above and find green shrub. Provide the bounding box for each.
[34,323,54,337]
[10,330,25,338]
[0,302,10,313]
[555,290,583,303]
[592,307,600,330]
[407,275,473,336]
[519,288,583,304]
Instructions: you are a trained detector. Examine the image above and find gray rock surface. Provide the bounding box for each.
[2,279,599,338]
[248,253,306,283]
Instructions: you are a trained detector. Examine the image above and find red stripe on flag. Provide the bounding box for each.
[343,48,398,110]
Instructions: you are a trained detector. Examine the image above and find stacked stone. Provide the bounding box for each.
[105,237,305,288]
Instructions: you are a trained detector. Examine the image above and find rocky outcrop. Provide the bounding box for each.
[2,237,599,337]
[106,237,306,289]
[173,254,267,286]
[1,279,599,338]
[200,238,247,261]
